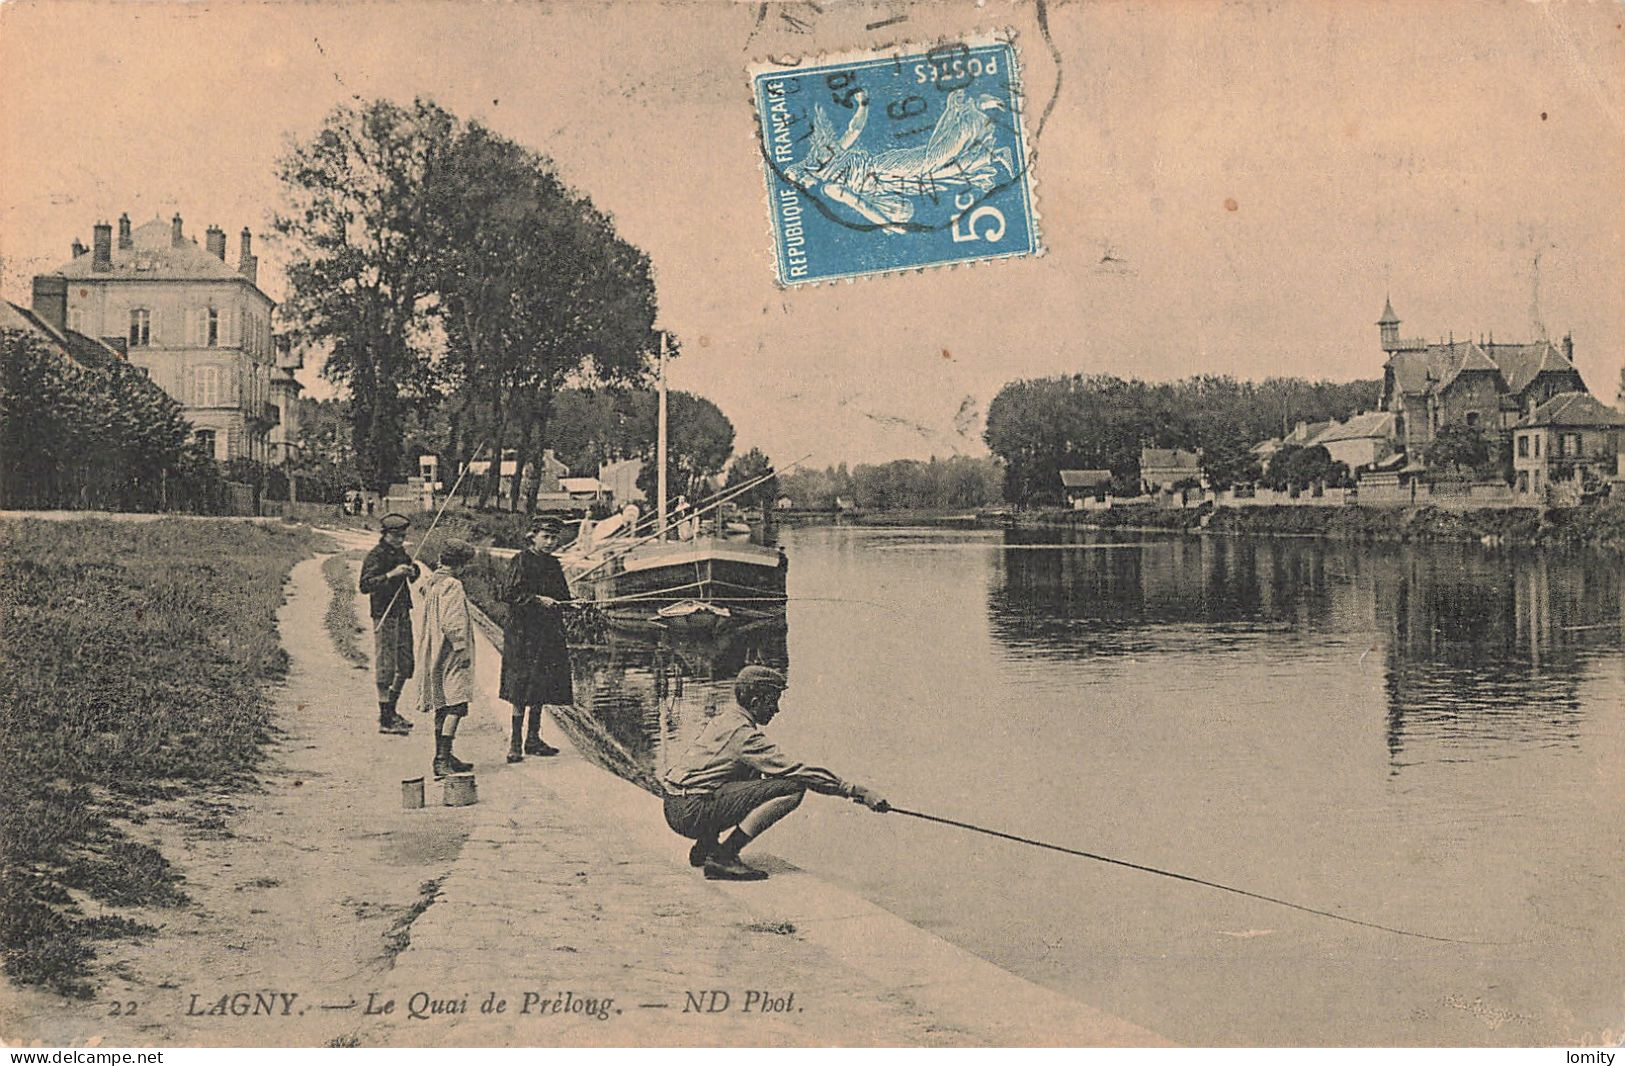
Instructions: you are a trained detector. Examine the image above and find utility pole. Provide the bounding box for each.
[657,330,668,540]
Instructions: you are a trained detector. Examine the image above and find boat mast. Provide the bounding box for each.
[657,330,668,541]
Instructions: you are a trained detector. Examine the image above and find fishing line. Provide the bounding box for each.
[886,805,1505,946]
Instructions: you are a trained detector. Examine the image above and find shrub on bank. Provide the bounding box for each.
[0,328,218,513]
[0,518,313,996]
[1035,501,1625,552]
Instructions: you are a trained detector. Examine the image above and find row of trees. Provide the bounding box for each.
[274,98,661,504]
[778,456,1005,512]
[0,330,224,512]
[983,374,1380,503]
[536,387,734,502]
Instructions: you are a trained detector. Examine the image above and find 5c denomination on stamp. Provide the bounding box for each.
[751,36,1040,286]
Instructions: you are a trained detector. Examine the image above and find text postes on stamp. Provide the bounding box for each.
[751,38,1039,286]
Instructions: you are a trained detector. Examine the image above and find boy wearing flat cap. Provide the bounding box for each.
[359,513,420,735]
[498,515,574,762]
[662,665,889,881]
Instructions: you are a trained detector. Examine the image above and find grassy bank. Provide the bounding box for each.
[1022,502,1625,551]
[0,518,314,996]
[321,551,371,670]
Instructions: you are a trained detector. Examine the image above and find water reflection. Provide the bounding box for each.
[988,528,1624,772]
[563,619,789,793]
[1380,550,1621,771]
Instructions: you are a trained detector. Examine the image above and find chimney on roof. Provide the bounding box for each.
[1562,332,1573,363]
[117,213,132,249]
[206,225,227,260]
[31,275,68,334]
[71,238,87,258]
[238,228,258,285]
[92,221,113,272]
[171,213,185,247]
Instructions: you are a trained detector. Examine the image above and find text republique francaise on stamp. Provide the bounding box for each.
[751,37,1040,286]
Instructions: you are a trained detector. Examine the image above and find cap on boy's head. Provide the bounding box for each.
[439,538,474,567]
[381,513,411,532]
[734,665,788,706]
[528,515,563,535]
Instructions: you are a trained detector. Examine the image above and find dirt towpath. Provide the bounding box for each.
[3,548,474,1047]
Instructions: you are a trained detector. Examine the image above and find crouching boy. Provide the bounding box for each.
[662,665,888,881]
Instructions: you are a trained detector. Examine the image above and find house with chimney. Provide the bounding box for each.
[1377,297,1587,457]
[1,299,127,371]
[31,213,283,462]
[1510,392,1625,503]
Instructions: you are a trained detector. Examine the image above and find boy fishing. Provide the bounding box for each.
[662,665,889,881]
[359,512,420,735]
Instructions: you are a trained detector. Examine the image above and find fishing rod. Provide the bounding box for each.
[373,440,489,634]
[571,455,811,582]
[884,805,1503,946]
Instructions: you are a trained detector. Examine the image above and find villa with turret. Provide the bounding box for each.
[1376,298,1622,502]
[1376,297,1586,454]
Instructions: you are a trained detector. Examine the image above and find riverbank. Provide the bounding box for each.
[1016,501,1625,552]
[776,507,988,526]
[2,519,1170,1047]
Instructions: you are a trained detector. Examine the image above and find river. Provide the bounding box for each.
[569,524,1625,1046]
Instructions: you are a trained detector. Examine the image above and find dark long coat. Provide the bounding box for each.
[498,548,574,706]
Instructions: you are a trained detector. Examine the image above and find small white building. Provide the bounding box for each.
[1305,411,1397,471]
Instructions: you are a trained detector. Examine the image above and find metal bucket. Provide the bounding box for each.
[442,772,478,807]
[401,777,425,810]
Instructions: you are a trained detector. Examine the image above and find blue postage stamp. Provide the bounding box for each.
[751,37,1040,286]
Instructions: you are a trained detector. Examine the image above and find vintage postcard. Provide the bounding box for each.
[1,0,1622,1053]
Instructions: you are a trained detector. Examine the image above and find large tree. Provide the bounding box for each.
[1422,423,1493,475]
[274,98,459,493]
[633,390,736,503]
[428,121,660,510]
[724,447,779,510]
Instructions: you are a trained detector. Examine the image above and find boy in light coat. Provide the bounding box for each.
[416,539,477,778]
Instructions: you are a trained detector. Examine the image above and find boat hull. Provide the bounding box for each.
[567,537,787,631]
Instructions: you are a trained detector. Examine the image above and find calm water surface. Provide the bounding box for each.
[569,526,1625,1046]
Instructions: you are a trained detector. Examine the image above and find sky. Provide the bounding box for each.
[2,0,1621,466]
